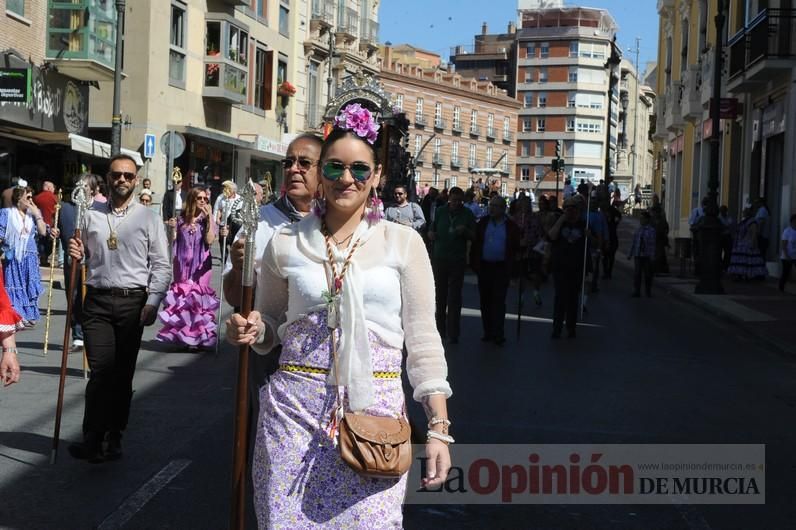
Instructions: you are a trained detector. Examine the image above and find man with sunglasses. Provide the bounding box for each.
[67,154,171,463]
[385,185,425,232]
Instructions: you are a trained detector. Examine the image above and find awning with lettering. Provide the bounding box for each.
[68,133,144,166]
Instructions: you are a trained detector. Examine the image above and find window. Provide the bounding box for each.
[503,117,510,136]
[566,118,575,132]
[575,118,602,133]
[522,119,532,132]
[434,137,442,156]
[279,2,290,36]
[254,47,270,110]
[575,93,605,109]
[524,70,532,83]
[169,2,187,86]
[453,106,461,129]
[307,60,319,124]
[579,42,607,59]
[573,68,606,84]
[487,113,494,136]
[521,141,531,157]
[7,0,23,16]
[469,144,477,167]
[540,42,550,58]
[568,67,578,83]
[567,92,576,108]
[539,67,548,83]
[521,166,531,181]
[395,94,403,111]
[452,141,459,160]
[416,97,424,118]
[526,43,535,57]
[435,102,443,126]
[486,146,493,167]
[257,0,266,18]
[535,166,545,181]
[535,141,544,157]
[537,92,547,108]
[523,93,533,108]
[470,109,478,130]
[537,119,545,132]
[569,41,578,58]
[415,135,422,155]
[502,153,509,172]
[204,18,249,100]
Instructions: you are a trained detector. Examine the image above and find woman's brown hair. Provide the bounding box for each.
[181,186,208,225]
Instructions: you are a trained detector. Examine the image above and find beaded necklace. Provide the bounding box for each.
[321,221,361,329]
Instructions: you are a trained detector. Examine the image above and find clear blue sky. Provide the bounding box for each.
[379,0,659,75]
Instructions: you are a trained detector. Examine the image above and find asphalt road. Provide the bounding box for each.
[1,253,795,529]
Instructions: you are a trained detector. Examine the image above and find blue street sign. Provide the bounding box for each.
[144,133,156,159]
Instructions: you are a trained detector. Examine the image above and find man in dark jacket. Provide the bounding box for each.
[470,196,521,345]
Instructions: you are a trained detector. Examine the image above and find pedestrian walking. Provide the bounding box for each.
[157,187,219,351]
[602,200,622,279]
[563,178,575,200]
[33,180,59,266]
[0,186,50,327]
[649,195,670,274]
[754,198,771,259]
[57,187,85,351]
[548,196,588,339]
[728,208,768,281]
[472,196,521,345]
[778,214,796,292]
[634,184,642,206]
[66,154,171,463]
[138,189,153,206]
[225,103,452,528]
[384,184,425,231]
[429,186,476,344]
[628,212,656,297]
[719,205,735,271]
[216,180,243,257]
[586,198,607,293]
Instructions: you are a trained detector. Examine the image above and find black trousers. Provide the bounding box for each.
[634,257,653,295]
[780,259,793,291]
[603,243,618,279]
[81,289,147,435]
[590,252,601,291]
[432,259,465,340]
[62,258,84,341]
[552,271,580,334]
[477,261,510,340]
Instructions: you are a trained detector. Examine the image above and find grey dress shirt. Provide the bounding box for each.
[80,201,172,308]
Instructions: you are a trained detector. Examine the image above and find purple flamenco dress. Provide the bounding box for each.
[157,217,219,347]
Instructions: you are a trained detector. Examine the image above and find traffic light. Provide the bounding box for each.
[555,140,562,158]
[552,159,559,171]
[558,160,565,172]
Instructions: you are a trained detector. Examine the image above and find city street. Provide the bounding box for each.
[1,250,795,530]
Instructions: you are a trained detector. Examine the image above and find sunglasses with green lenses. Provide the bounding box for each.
[321,161,372,182]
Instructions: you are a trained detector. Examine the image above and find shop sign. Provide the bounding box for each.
[762,100,785,138]
[0,61,88,135]
[0,68,30,103]
[255,135,288,158]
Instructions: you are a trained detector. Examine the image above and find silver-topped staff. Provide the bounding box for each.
[229,180,258,529]
[51,179,91,464]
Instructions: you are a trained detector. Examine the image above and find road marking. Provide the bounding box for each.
[672,501,713,530]
[97,459,191,530]
[461,307,603,328]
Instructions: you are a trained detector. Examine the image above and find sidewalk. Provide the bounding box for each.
[616,215,796,355]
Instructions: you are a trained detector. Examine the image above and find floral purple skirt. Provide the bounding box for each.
[156,281,219,347]
[253,311,407,529]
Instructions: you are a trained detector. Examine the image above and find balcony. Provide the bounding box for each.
[221,0,248,5]
[432,154,443,167]
[204,17,250,104]
[699,49,714,106]
[486,127,497,140]
[728,9,796,93]
[310,0,334,31]
[336,8,359,41]
[503,131,513,144]
[414,153,425,165]
[450,156,461,169]
[414,114,427,128]
[469,124,481,138]
[46,0,117,81]
[360,19,379,47]
[664,82,684,132]
[452,121,463,134]
[433,118,446,131]
[653,103,668,141]
[680,64,702,122]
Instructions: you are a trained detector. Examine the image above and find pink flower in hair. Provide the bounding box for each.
[334,103,380,144]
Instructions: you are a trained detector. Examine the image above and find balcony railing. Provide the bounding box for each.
[337,7,359,38]
[680,64,702,122]
[728,9,796,81]
[452,121,463,133]
[469,124,481,137]
[432,154,443,166]
[311,0,334,28]
[415,114,427,127]
[450,156,461,168]
[46,0,116,81]
[360,19,379,44]
[414,153,425,164]
[434,118,446,130]
[503,131,513,143]
[664,82,684,132]
[486,127,496,140]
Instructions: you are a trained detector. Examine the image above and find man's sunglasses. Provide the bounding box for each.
[321,161,372,182]
[281,157,316,171]
[109,171,137,181]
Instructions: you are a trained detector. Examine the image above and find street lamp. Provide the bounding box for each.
[110,0,126,156]
[694,0,725,294]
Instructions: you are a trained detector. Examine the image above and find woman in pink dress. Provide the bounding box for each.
[157,187,219,350]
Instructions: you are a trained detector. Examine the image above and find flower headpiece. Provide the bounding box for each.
[333,103,380,145]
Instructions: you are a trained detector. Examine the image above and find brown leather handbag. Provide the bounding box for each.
[330,328,412,479]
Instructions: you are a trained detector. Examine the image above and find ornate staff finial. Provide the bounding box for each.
[239,179,259,288]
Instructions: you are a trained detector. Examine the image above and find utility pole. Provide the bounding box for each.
[110,0,126,156]
[630,37,641,188]
[326,31,336,105]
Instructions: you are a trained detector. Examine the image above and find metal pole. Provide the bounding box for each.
[631,37,641,187]
[326,31,336,105]
[110,0,126,156]
[695,0,725,294]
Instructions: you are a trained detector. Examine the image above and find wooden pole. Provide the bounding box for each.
[43,189,62,356]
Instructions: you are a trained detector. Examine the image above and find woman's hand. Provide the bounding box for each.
[226,310,264,346]
[422,439,452,488]
[0,350,20,386]
[167,217,177,228]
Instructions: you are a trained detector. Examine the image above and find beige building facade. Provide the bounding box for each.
[614,59,656,193]
[379,46,520,194]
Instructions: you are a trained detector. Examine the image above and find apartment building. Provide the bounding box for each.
[450,22,518,97]
[301,0,380,130]
[514,5,618,194]
[379,46,520,194]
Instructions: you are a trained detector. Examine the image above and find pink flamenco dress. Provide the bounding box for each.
[0,271,23,337]
[157,217,220,348]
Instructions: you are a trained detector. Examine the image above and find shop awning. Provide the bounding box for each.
[68,133,144,166]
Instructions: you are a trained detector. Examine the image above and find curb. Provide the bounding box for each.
[614,258,795,356]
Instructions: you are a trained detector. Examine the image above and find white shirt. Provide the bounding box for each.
[254,215,451,410]
[688,206,704,227]
[781,226,796,260]
[222,203,292,283]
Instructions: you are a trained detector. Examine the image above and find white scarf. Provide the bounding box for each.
[6,207,32,262]
[296,215,378,411]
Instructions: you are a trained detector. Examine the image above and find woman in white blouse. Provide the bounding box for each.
[227,104,452,528]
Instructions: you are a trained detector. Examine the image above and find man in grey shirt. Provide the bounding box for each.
[67,154,171,463]
[384,184,425,231]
